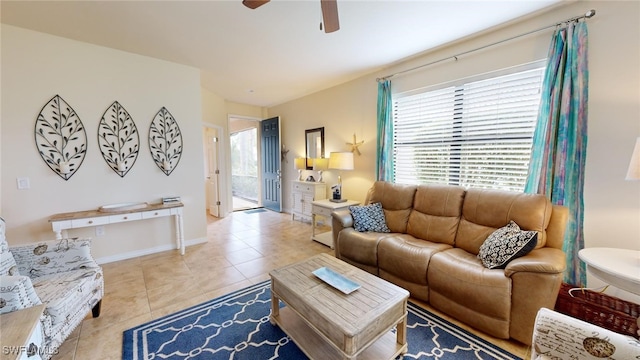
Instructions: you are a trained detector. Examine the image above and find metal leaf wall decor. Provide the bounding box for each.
[98,101,139,177]
[149,107,183,176]
[34,95,87,180]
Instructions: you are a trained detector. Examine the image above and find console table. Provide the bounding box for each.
[48,202,185,255]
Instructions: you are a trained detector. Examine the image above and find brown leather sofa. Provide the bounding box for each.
[331,181,568,345]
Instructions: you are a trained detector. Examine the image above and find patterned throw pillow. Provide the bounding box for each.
[478,220,538,269]
[349,202,391,233]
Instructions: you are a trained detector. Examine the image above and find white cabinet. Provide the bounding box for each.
[291,181,326,221]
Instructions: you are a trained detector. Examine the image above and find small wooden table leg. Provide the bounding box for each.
[397,309,408,354]
[270,290,280,325]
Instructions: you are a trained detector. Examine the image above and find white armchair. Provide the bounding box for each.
[0,217,104,359]
[532,307,640,359]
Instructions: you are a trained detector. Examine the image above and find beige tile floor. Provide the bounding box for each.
[52,210,530,359]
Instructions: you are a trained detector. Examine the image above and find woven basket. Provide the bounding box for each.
[555,283,639,338]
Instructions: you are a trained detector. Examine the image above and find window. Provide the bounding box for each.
[392,66,544,191]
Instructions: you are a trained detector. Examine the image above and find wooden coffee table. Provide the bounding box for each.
[269,253,409,360]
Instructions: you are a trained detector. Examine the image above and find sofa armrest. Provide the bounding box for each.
[332,209,353,254]
[10,238,99,279]
[504,247,566,277]
[0,275,42,314]
[332,208,354,229]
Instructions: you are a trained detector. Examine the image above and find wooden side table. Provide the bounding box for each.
[1,305,45,360]
[311,199,359,248]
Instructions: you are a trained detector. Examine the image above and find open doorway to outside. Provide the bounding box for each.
[230,116,261,211]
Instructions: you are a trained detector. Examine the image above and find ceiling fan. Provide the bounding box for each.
[242,0,340,33]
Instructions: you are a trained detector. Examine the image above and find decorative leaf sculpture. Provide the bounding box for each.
[149,107,183,176]
[34,95,87,181]
[98,101,139,177]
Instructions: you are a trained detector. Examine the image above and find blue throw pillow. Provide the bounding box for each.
[478,220,538,269]
[349,202,391,233]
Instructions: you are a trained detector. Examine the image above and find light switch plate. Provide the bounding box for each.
[16,177,30,190]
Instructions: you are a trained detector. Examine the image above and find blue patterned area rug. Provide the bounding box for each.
[122,281,521,360]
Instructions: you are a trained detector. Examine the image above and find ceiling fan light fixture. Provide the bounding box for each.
[242,0,270,10]
[320,0,340,33]
[242,0,340,33]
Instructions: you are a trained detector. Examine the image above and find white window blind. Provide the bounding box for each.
[393,67,544,191]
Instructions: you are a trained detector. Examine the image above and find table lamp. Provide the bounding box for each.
[626,137,640,180]
[313,158,329,183]
[328,151,354,202]
[294,157,306,181]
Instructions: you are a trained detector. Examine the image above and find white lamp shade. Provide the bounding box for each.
[313,158,329,171]
[294,157,306,170]
[328,152,354,170]
[626,137,640,180]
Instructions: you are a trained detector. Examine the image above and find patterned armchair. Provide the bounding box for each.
[0,217,103,359]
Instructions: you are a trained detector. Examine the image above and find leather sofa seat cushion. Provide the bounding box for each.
[456,188,552,255]
[406,184,465,245]
[336,228,387,268]
[428,248,512,338]
[367,181,416,233]
[378,234,451,286]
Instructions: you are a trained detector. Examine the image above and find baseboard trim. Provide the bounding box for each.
[95,237,208,264]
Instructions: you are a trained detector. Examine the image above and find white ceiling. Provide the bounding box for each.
[1,0,562,107]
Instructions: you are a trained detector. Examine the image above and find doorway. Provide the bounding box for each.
[229,116,261,211]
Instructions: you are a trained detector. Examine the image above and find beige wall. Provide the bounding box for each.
[1,25,207,263]
[269,1,640,300]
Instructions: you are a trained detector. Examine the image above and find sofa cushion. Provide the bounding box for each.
[478,221,538,269]
[350,203,391,233]
[0,275,42,315]
[0,250,18,276]
[0,216,7,253]
[406,184,465,245]
[428,248,512,339]
[378,234,451,286]
[336,229,387,271]
[0,217,18,277]
[367,181,416,233]
[455,188,552,254]
[12,238,97,279]
[32,267,103,333]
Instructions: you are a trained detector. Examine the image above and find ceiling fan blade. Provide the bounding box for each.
[243,0,270,10]
[320,0,340,33]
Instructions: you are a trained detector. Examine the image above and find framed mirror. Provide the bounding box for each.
[305,127,325,170]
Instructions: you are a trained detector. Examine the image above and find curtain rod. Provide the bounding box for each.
[376,9,596,82]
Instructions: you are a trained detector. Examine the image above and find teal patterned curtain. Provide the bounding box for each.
[525,22,589,286]
[376,80,393,181]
